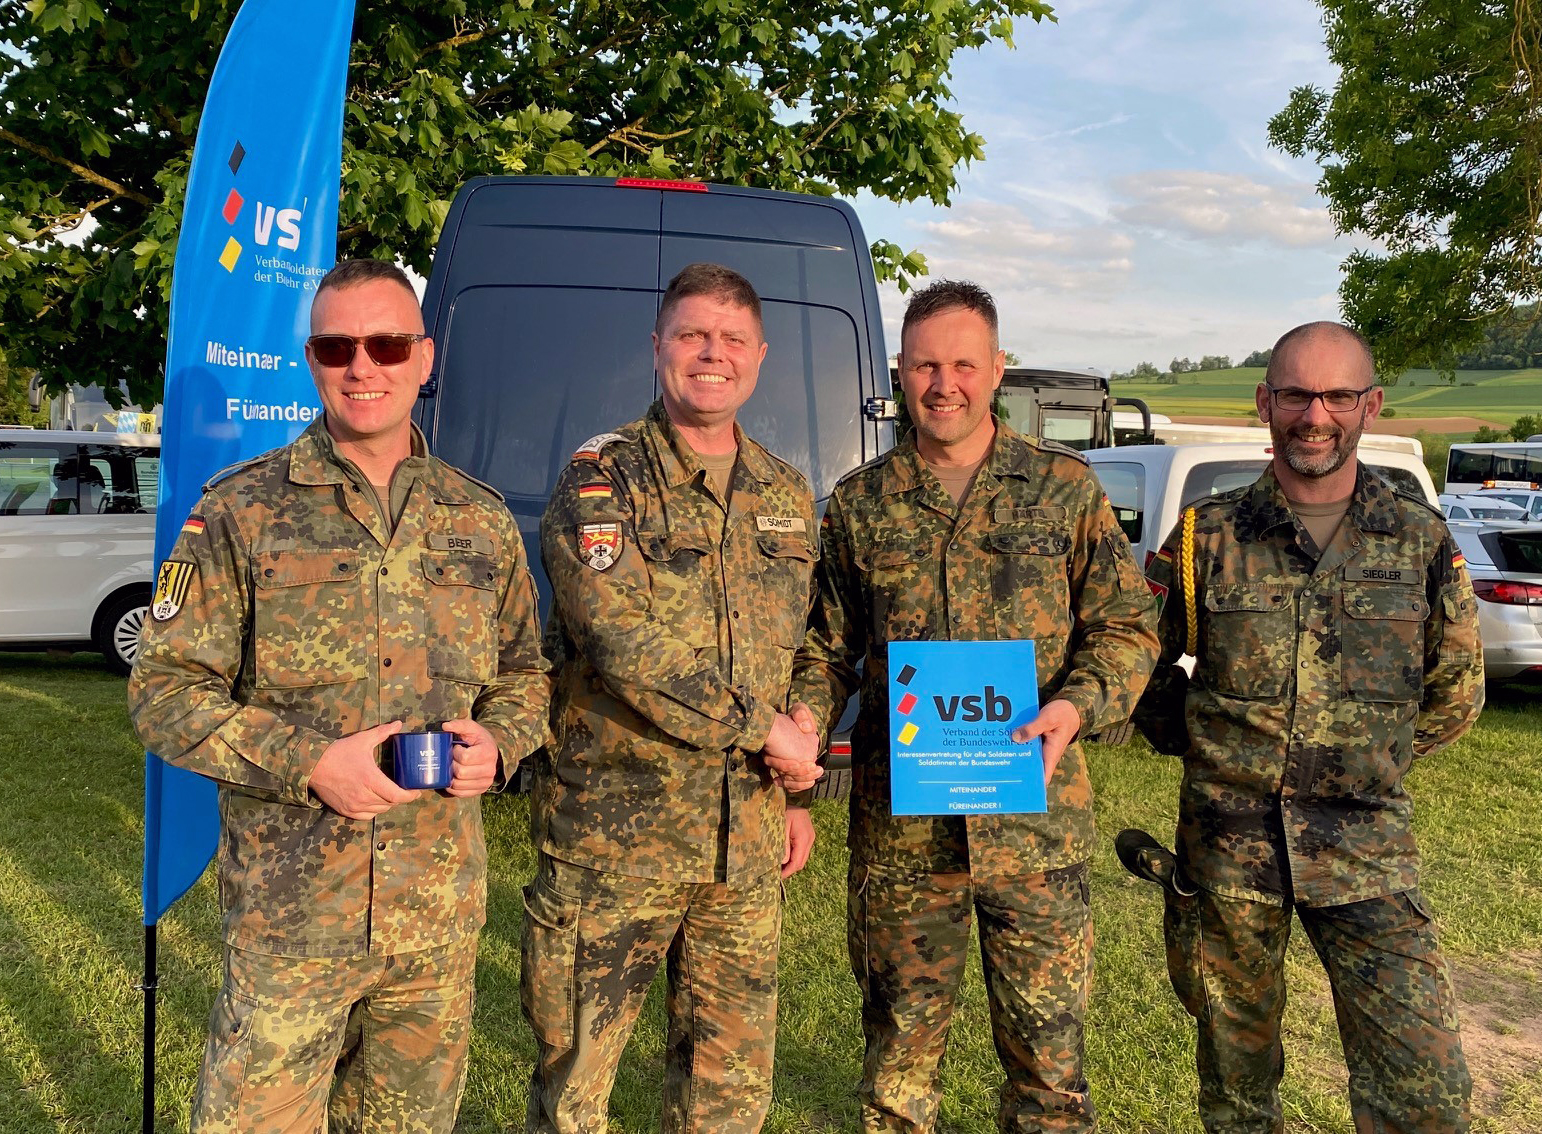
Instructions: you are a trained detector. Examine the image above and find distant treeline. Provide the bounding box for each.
[1447,302,1542,369]
[1112,303,1542,382]
[1110,349,1270,384]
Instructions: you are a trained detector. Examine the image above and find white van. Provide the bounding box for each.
[1085,442,1440,569]
[0,429,160,673]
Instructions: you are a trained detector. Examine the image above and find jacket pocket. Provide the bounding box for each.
[990,525,1071,639]
[252,550,367,687]
[638,527,715,650]
[1201,583,1294,698]
[757,533,814,647]
[421,552,498,683]
[1341,584,1426,702]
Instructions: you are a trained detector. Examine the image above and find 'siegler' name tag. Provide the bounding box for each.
[1345,566,1421,585]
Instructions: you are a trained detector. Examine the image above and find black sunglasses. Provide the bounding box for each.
[307,333,425,368]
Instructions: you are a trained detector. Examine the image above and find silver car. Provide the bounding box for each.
[1448,521,1542,681]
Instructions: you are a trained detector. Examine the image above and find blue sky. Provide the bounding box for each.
[858,0,1353,372]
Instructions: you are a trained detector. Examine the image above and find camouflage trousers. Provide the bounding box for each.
[521,853,782,1133]
[848,858,1095,1133]
[191,937,478,1133]
[1163,886,1470,1134]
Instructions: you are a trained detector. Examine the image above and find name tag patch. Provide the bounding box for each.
[427,532,494,554]
[756,515,806,533]
[1346,566,1421,585]
[578,522,622,570]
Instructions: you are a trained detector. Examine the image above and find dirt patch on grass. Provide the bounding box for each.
[1450,951,1542,1113]
[1172,413,1508,436]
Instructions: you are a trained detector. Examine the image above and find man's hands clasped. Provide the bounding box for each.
[760,701,823,793]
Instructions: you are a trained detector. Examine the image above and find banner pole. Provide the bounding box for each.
[140,923,159,1134]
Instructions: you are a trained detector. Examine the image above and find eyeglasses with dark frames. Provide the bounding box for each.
[1266,385,1375,413]
[307,333,425,368]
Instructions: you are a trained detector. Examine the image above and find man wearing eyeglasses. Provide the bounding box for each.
[1133,321,1483,1133]
[130,258,551,1131]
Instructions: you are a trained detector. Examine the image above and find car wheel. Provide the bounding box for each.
[807,764,851,802]
[94,590,150,676]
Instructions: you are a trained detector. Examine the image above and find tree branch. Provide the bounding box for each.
[0,128,155,208]
[33,197,112,242]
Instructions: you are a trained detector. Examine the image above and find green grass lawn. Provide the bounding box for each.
[1117,367,1542,432]
[1,653,1539,1132]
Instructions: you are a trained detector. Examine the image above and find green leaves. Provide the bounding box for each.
[3,0,1056,402]
[1271,0,1542,377]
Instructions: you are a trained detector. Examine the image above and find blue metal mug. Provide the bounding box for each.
[389,731,455,790]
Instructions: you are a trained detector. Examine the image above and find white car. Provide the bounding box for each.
[1469,487,1542,522]
[1438,493,1530,522]
[1085,442,1439,569]
[0,428,159,673]
[1448,520,1542,681]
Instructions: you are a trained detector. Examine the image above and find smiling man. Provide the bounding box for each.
[524,262,822,1134]
[1134,321,1484,1133]
[129,258,551,1132]
[792,279,1158,1132]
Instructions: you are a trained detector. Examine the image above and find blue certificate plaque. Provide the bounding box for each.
[887,640,1045,816]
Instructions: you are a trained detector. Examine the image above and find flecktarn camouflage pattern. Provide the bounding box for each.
[527,400,815,1133]
[1135,463,1482,1133]
[792,423,1159,1132]
[129,418,550,1131]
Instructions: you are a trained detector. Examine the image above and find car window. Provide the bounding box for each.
[1447,504,1470,519]
[1179,459,1267,510]
[83,444,161,513]
[1375,465,1426,499]
[1088,460,1146,545]
[0,442,79,515]
[1494,530,1542,574]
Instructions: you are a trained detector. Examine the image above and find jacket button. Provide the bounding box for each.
[379,567,388,577]
[264,568,274,578]
[383,658,393,668]
[436,567,444,576]
[336,563,347,572]
[376,841,386,852]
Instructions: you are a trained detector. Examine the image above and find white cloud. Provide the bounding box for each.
[1112,171,1335,248]
[912,201,1135,295]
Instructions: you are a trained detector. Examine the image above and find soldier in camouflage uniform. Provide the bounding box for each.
[129,259,551,1133]
[1134,322,1483,1133]
[523,263,823,1134]
[790,280,1160,1132]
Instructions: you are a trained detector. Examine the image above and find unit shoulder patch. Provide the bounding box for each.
[578,522,622,570]
[152,560,196,621]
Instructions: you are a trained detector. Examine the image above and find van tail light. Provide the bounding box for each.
[616,178,708,192]
[1472,580,1542,605]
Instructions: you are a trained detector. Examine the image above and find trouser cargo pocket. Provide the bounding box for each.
[521,864,581,1049]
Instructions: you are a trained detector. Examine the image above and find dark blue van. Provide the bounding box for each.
[415,176,895,607]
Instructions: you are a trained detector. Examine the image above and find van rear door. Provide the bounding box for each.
[417,176,893,605]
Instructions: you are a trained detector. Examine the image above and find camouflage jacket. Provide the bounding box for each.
[129,419,551,957]
[536,400,816,883]
[790,424,1159,877]
[1134,464,1483,907]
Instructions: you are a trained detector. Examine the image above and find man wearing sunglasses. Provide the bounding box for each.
[1134,321,1483,1133]
[130,258,551,1131]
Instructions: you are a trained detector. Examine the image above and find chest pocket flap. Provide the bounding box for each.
[1343,584,1426,622]
[255,550,361,588]
[757,533,813,563]
[865,542,926,570]
[990,529,1071,556]
[421,552,498,590]
[1205,583,1292,613]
